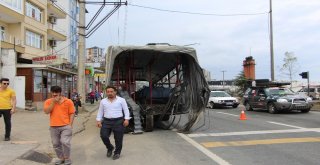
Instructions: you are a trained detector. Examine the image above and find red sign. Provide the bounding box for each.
[32,55,61,64]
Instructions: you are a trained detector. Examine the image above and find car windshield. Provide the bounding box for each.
[265,88,294,95]
[210,91,231,97]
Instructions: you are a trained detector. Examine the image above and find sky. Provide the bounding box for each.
[84,0,320,83]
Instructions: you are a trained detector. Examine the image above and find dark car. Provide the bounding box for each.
[243,80,313,114]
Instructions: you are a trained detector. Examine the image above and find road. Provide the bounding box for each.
[189,107,320,165]
[71,107,320,165]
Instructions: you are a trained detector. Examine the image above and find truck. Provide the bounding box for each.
[104,43,210,133]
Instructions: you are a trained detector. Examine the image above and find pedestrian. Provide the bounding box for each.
[43,86,75,165]
[95,90,99,101]
[100,90,104,100]
[89,91,95,104]
[96,85,130,160]
[0,78,16,141]
[71,89,81,117]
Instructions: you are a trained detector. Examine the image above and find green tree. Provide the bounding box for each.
[280,52,299,88]
[234,71,248,97]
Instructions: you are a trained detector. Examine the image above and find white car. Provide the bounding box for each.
[207,91,239,108]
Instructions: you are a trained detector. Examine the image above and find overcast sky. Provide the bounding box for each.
[85,0,320,83]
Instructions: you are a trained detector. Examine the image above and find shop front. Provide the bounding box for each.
[17,64,77,103]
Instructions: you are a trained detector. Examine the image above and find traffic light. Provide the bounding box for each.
[299,72,308,79]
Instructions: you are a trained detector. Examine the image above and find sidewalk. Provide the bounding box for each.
[0,101,100,165]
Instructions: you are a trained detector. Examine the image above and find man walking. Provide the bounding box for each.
[44,86,75,165]
[96,86,130,160]
[71,89,81,117]
[0,78,16,141]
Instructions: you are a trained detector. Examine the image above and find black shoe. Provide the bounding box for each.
[4,137,10,141]
[112,154,120,160]
[106,146,114,157]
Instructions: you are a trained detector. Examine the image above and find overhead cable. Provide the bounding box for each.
[129,3,268,16]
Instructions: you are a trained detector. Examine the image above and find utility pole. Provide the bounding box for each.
[269,0,275,81]
[222,70,226,89]
[77,0,86,107]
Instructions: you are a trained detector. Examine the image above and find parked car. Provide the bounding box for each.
[207,91,239,108]
[243,80,313,114]
[296,86,320,100]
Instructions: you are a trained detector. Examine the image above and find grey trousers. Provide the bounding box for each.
[50,125,73,159]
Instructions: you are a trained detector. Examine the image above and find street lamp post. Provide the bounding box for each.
[222,70,226,89]
[269,0,275,81]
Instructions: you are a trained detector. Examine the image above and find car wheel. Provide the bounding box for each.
[244,102,253,111]
[209,102,215,109]
[301,108,310,113]
[232,104,238,108]
[267,103,278,114]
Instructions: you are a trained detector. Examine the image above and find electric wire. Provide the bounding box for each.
[129,3,268,16]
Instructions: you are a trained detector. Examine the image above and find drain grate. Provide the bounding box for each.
[20,150,52,163]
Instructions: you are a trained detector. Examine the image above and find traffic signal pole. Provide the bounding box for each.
[299,71,310,96]
[307,72,310,96]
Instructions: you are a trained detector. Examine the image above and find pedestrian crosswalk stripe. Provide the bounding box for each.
[201,137,320,148]
[188,128,320,138]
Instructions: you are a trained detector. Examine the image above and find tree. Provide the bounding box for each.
[280,52,299,89]
[234,71,248,97]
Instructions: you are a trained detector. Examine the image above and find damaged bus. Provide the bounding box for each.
[104,43,210,133]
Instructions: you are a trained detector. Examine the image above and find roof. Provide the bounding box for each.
[247,79,291,88]
[105,44,198,83]
[17,64,77,75]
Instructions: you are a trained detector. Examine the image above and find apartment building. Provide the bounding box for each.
[0,0,77,109]
[86,46,105,93]
[54,0,78,65]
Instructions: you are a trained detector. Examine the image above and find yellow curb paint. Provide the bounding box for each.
[202,137,320,148]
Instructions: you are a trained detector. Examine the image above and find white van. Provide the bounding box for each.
[297,86,320,100]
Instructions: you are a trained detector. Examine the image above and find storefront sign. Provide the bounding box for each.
[94,73,106,77]
[32,55,63,65]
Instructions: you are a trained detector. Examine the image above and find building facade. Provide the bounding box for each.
[54,0,78,65]
[86,46,105,93]
[0,0,77,109]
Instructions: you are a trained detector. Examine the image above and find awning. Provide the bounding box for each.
[16,64,77,75]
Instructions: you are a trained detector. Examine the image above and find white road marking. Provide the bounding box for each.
[216,112,238,117]
[267,121,305,129]
[188,128,320,138]
[177,133,231,165]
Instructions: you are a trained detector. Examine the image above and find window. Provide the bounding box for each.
[26,2,41,22]
[0,26,4,41]
[0,0,22,13]
[26,30,43,49]
[33,70,42,92]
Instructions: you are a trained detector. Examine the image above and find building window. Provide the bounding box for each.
[26,2,42,22]
[0,26,5,41]
[34,70,42,93]
[0,0,22,13]
[26,30,43,49]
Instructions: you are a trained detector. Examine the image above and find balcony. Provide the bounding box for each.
[47,23,67,41]
[0,35,25,53]
[47,0,66,19]
[0,4,24,23]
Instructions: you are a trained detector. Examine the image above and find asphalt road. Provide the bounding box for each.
[70,107,320,165]
[188,106,320,165]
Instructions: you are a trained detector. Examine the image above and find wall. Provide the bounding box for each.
[14,76,25,109]
[1,49,16,86]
